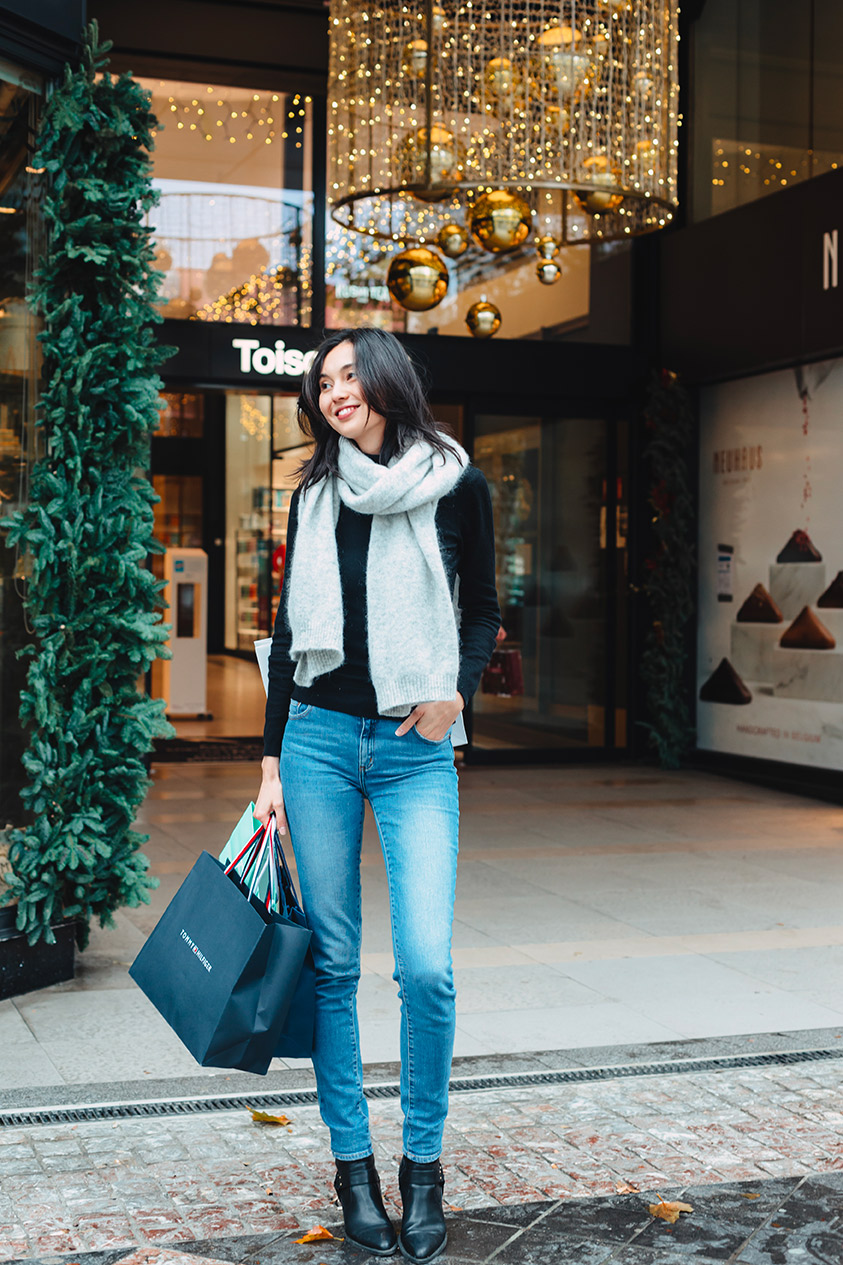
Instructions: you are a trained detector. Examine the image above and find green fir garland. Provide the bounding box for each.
[5,24,173,947]
[639,369,696,769]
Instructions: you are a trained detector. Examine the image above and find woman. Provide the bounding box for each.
[255,326,499,1264]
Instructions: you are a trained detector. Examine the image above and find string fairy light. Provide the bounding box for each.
[327,0,681,247]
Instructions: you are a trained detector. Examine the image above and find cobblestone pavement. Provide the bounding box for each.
[2,1054,843,1264]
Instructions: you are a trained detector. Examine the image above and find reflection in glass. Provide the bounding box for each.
[140,80,313,323]
[224,393,312,651]
[226,394,271,650]
[157,392,205,438]
[472,414,608,749]
[691,0,843,221]
[152,475,203,548]
[0,61,44,818]
[0,65,43,522]
[325,214,592,338]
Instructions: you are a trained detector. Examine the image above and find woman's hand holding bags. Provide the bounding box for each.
[129,813,314,1074]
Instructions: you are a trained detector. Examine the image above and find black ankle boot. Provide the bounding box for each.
[334,1155,398,1257]
[398,1157,447,1264]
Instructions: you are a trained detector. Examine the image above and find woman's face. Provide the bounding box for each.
[318,341,387,455]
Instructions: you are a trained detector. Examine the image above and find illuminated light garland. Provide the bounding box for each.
[194,262,298,325]
[328,0,680,246]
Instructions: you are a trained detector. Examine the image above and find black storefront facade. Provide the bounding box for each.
[156,312,644,764]
[661,166,843,797]
[7,0,843,787]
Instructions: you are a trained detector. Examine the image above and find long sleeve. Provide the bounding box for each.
[454,467,501,704]
[262,489,300,757]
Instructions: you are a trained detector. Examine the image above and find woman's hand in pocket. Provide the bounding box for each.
[255,756,288,834]
[395,693,465,742]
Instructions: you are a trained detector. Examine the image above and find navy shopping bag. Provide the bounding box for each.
[129,848,311,1075]
[268,826,316,1059]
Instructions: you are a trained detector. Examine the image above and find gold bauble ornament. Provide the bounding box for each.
[536,259,561,285]
[470,189,532,254]
[465,301,502,338]
[634,69,655,100]
[546,101,571,132]
[437,223,470,258]
[399,125,463,199]
[536,234,560,260]
[632,138,660,178]
[402,39,428,79]
[537,26,593,99]
[573,155,624,213]
[485,57,515,99]
[484,58,537,115]
[387,247,449,312]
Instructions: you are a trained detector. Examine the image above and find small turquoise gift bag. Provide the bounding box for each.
[219,802,268,901]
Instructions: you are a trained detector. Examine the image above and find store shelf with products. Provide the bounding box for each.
[235,528,270,651]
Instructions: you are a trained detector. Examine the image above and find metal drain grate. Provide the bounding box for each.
[2,1045,842,1129]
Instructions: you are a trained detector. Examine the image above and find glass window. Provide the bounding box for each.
[472,414,609,749]
[139,79,313,324]
[0,58,44,819]
[152,475,203,548]
[325,217,591,339]
[226,393,271,651]
[224,393,311,652]
[0,60,43,522]
[691,0,843,221]
[157,392,205,438]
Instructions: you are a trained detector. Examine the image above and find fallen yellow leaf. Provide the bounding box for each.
[740,1192,761,1200]
[251,1109,291,1126]
[616,1180,640,1194]
[294,1226,340,1244]
[649,1198,693,1225]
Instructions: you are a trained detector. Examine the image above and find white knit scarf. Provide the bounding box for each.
[286,436,468,715]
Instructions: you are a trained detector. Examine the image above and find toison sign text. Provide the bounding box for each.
[232,338,317,377]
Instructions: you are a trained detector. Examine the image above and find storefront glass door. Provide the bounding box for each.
[224,392,311,651]
[472,412,626,753]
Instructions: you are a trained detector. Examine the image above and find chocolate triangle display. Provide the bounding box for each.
[736,583,783,624]
[817,571,843,608]
[776,529,822,563]
[699,658,752,704]
[780,606,836,649]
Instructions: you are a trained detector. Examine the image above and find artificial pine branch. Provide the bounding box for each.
[639,369,696,769]
[4,22,174,947]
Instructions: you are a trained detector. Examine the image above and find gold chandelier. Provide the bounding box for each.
[327,0,680,249]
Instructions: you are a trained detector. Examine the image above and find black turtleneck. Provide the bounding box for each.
[262,463,500,757]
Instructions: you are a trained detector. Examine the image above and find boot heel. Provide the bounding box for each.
[398,1157,447,1265]
[334,1155,398,1257]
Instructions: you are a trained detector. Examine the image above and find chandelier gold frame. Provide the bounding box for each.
[327,0,680,246]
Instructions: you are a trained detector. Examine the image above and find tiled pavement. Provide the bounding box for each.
[3,1052,843,1264]
[5,760,843,1262]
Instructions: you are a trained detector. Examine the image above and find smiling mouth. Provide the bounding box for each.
[335,405,358,421]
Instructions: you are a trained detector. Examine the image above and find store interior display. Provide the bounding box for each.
[780,606,835,650]
[817,572,843,607]
[736,582,783,624]
[699,658,752,705]
[776,529,822,563]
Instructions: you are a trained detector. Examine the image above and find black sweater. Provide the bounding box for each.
[263,464,500,756]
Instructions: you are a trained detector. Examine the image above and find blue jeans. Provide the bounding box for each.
[280,701,459,1163]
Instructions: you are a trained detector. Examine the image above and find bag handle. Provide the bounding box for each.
[225,822,265,876]
[224,814,297,919]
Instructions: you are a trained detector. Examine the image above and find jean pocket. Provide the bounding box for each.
[413,724,450,745]
[288,700,312,719]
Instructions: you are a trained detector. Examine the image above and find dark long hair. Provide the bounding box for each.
[296,327,461,492]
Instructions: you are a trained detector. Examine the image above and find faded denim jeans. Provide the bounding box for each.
[281,701,459,1163]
